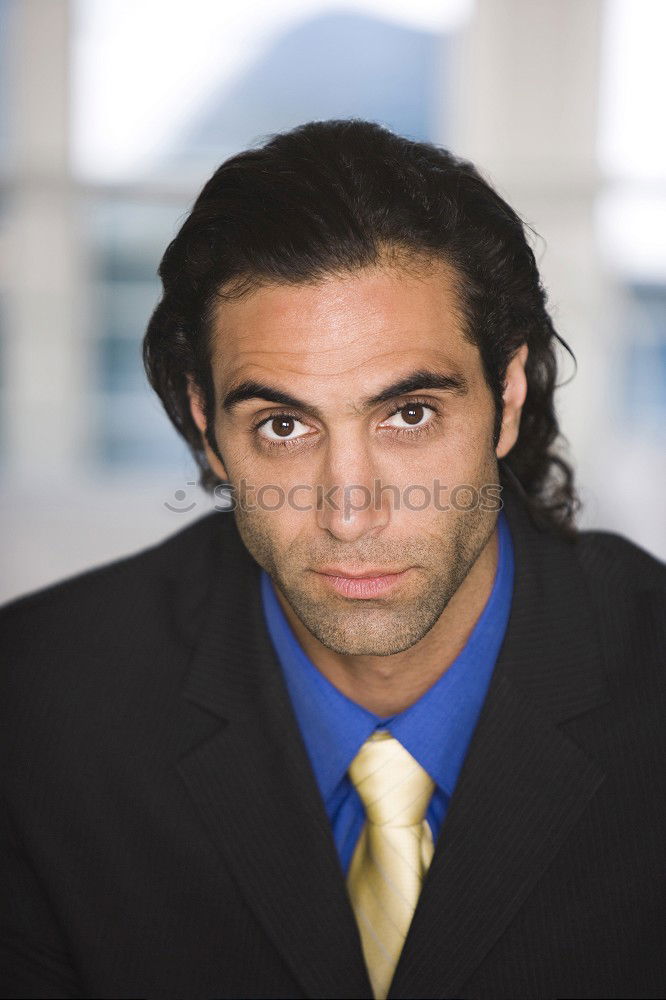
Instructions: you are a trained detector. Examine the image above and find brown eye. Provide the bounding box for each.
[256,413,311,444]
[382,401,435,433]
[401,403,424,425]
[272,416,295,437]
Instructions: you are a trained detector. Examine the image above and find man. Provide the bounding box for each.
[1,119,664,1000]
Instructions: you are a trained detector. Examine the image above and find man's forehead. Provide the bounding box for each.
[209,260,475,390]
[222,345,465,384]
[211,258,464,334]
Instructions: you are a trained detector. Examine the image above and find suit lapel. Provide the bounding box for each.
[176,518,372,999]
[389,477,611,998]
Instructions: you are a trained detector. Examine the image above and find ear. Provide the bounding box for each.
[495,343,529,459]
[187,375,207,434]
[186,376,229,480]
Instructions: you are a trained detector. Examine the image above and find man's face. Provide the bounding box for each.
[190,258,526,657]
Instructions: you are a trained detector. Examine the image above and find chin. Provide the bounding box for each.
[300,605,442,658]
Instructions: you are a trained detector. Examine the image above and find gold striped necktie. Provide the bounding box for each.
[346,729,436,1000]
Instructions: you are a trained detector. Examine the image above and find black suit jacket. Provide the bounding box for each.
[1,477,665,999]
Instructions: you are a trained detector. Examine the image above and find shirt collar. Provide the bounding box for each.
[260,509,514,802]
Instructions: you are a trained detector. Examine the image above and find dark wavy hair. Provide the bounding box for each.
[143,118,580,538]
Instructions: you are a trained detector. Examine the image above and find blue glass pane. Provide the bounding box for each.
[92,386,192,469]
[622,283,666,435]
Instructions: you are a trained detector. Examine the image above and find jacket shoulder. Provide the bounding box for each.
[572,528,665,695]
[574,526,666,594]
[0,511,242,691]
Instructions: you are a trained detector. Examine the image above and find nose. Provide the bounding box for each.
[315,435,392,543]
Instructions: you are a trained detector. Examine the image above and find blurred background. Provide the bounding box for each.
[0,0,665,604]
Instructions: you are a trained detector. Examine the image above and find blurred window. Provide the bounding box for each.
[0,0,11,464]
[598,0,666,444]
[0,0,9,170]
[621,284,666,436]
[84,197,192,467]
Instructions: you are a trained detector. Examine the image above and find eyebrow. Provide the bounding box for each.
[221,368,469,418]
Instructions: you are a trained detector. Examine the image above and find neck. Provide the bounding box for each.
[275,524,500,717]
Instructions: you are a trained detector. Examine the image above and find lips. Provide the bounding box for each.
[314,567,411,599]
[316,566,408,579]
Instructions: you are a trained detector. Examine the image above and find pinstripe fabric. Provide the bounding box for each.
[347,731,435,999]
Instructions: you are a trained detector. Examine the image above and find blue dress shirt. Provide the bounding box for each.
[260,509,515,874]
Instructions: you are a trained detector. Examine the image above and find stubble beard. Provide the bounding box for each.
[234,499,497,657]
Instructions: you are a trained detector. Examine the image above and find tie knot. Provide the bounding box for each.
[348,729,435,827]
